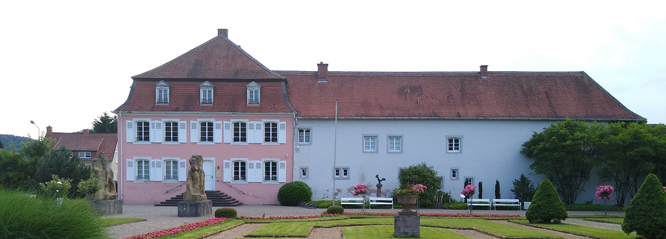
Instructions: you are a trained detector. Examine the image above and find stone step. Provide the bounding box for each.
[154,190,243,207]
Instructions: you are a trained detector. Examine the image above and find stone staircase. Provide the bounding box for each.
[154,190,242,207]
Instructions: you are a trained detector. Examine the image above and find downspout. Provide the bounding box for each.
[332,100,338,205]
[118,111,123,200]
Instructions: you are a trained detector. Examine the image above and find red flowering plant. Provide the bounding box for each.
[595,185,614,215]
[353,184,369,196]
[461,185,477,199]
[394,182,428,194]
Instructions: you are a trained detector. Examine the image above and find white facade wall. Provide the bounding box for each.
[293,119,614,204]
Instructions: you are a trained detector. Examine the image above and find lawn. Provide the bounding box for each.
[343,225,470,239]
[99,218,146,227]
[583,218,624,224]
[510,219,635,239]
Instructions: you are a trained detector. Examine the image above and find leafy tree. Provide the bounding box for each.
[90,112,118,133]
[21,137,55,162]
[521,119,603,205]
[0,150,31,188]
[526,178,568,223]
[35,146,92,197]
[511,174,536,203]
[495,180,501,199]
[622,173,666,238]
[648,124,666,183]
[598,122,660,206]
[398,163,443,208]
[478,181,483,199]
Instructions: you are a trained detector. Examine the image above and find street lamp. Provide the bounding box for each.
[30,120,40,139]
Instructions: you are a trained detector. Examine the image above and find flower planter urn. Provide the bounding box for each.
[395,193,418,215]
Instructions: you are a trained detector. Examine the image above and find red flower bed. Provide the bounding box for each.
[237,213,339,220]
[124,217,228,239]
[344,212,520,218]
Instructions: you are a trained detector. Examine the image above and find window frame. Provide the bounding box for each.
[333,167,350,180]
[464,177,474,186]
[155,80,171,104]
[135,159,150,181]
[362,135,378,153]
[446,135,463,154]
[450,168,460,181]
[263,121,278,144]
[298,128,312,145]
[164,159,179,181]
[135,120,151,143]
[232,121,248,144]
[163,120,179,143]
[200,81,214,104]
[232,159,248,183]
[246,81,261,105]
[387,135,403,153]
[199,121,214,143]
[262,159,278,183]
[78,151,91,158]
[299,166,309,179]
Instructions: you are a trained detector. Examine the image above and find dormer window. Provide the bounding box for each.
[200,81,214,104]
[246,81,261,105]
[155,80,171,104]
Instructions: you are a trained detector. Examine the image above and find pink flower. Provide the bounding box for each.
[461,185,476,198]
[595,185,614,200]
[353,184,369,196]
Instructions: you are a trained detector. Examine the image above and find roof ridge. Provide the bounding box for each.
[275,70,587,75]
[580,72,645,120]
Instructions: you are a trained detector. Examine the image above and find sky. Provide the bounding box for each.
[1,1,665,139]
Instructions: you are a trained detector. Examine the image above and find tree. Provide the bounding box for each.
[0,150,31,188]
[521,119,602,205]
[35,146,92,197]
[598,122,659,206]
[478,181,483,199]
[398,163,442,208]
[90,112,117,133]
[511,174,536,203]
[495,180,501,199]
[648,124,666,183]
[526,178,568,223]
[622,173,666,238]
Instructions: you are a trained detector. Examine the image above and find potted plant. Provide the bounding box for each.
[595,185,614,216]
[461,184,477,214]
[394,182,427,215]
[353,183,369,202]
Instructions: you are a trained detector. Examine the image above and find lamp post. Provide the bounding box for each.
[30,120,40,139]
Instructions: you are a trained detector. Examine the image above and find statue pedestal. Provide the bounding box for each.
[89,199,123,215]
[376,184,383,197]
[178,200,212,217]
[394,214,420,238]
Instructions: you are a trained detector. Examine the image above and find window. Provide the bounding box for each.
[136,159,150,181]
[363,136,377,152]
[298,128,311,144]
[200,122,213,142]
[333,167,350,180]
[78,151,91,158]
[233,122,247,143]
[136,121,150,142]
[200,81,214,104]
[264,161,278,182]
[264,122,278,143]
[447,137,462,153]
[450,168,459,180]
[300,167,309,179]
[233,161,246,181]
[388,136,402,153]
[164,160,178,180]
[164,121,179,142]
[155,80,171,104]
[465,177,474,186]
[246,81,261,105]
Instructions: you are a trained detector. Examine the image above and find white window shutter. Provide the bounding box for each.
[126,159,134,181]
[256,162,263,182]
[255,123,263,143]
[214,121,223,143]
[190,121,198,143]
[278,122,287,144]
[126,120,134,142]
[247,122,256,143]
[223,160,231,182]
[178,159,187,181]
[279,161,287,182]
[178,121,187,143]
[223,121,231,143]
[151,159,163,182]
[247,161,256,182]
[151,121,163,143]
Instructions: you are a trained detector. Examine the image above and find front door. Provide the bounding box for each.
[203,160,214,190]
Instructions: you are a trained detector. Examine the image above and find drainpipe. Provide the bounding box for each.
[332,100,338,205]
[118,111,123,200]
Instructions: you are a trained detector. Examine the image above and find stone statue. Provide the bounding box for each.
[183,155,207,201]
[92,152,117,200]
[376,174,386,186]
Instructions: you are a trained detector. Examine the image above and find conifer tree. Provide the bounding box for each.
[622,173,666,238]
[526,178,568,223]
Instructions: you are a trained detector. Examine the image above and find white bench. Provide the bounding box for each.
[467,198,491,210]
[340,197,365,209]
[492,199,521,210]
[369,197,393,209]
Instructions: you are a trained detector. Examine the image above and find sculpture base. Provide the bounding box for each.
[90,199,123,215]
[394,215,420,238]
[178,200,212,217]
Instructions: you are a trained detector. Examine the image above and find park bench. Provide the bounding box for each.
[492,199,521,210]
[369,197,393,209]
[467,198,491,210]
[340,197,365,209]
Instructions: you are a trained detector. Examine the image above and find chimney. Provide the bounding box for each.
[217,29,228,37]
[46,126,52,136]
[317,62,328,82]
[480,65,488,78]
[83,129,89,135]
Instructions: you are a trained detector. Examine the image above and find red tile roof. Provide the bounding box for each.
[133,33,283,80]
[279,71,644,120]
[115,80,293,113]
[46,132,118,160]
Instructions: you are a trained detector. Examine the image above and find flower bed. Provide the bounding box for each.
[344,212,520,218]
[237,213,339,220]
[124,217,228,239]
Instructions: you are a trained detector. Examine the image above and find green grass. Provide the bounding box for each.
[158,219,244,239]
[569,215,624,218]
[247,218,393,237]
[584,218,624,224]
[99,218,146,227]
[421,218,561,238]
[511,219,636,239]
[343,225,470,239]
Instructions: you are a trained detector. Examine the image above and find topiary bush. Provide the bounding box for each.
[495,180,501,199]
[214,207,237,218]
[622,173,666,239]
[525,178,568,223]
[398,163,442,208]
[326,205,344,214]
[277,181,312,206]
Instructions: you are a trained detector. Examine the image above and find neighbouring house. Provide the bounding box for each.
[114,29,295,205]
[115,29,644,205]
[44,126,119,180]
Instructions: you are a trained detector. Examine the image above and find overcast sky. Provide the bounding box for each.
[1,1,664,139]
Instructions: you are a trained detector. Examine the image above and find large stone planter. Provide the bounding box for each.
[395,193,418,215]
[89,199,123,215]
[395,214,420,238]
[178,200,212,217]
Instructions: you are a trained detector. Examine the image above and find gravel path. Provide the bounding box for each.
[205,223,266,239]
[564,218,622,231]
[450,229,500,239]
[494,220,590,239]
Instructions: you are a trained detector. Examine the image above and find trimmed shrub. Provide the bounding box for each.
[398,163,443,208]
[215,208,237,218]
[526,178,568,223]
[326,205,344,214]
[277,181,312,206]
[511,174,536,203]
[622,173,666,238]
[495,180,501,199]
[478,181,483,199]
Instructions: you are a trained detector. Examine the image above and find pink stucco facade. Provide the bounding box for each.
[117,114,294,205]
